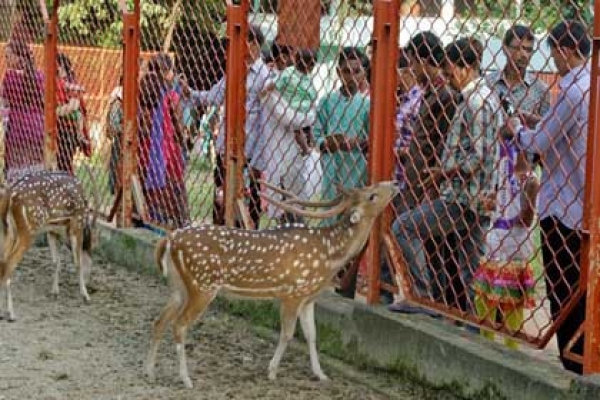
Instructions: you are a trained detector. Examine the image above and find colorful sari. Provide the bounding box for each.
[1,69,45,182]
[140,89,189,228]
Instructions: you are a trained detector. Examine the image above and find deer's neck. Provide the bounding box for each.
[322,217,375,272]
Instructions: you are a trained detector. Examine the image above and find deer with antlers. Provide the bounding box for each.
[145,181,397,388]
[0,170,98,321]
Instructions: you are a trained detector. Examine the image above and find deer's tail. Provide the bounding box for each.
[155,238,170,278]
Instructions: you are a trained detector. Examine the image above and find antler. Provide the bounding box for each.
[259,180,345,208]
[260,192,350,219]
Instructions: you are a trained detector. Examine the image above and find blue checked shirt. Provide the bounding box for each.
[440,77,504,216]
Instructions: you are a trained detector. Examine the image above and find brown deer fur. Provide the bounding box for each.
[0,171,97,321]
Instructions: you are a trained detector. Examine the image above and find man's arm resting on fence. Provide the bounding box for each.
[190,78,226,107]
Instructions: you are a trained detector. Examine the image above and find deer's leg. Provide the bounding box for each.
[0,282,3,319]
[2,279,13,322]
[172,290,217,389]
[5,279,15,322]
[299,301,328,381]
[80,250,93,289]
[70,230,90,302]
[0,239,32,322]
[145,292,183,381]
[269,300,301,381]
[48,233,62,296]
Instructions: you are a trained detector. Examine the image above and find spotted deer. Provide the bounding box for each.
[145,181,398,388]
[0,170,98,321]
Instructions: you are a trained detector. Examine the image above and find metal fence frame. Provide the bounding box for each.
[15,0,600,373]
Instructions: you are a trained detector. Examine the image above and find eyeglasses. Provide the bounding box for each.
[507,44,535,53]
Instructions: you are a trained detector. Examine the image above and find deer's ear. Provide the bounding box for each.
[349,210,362,224]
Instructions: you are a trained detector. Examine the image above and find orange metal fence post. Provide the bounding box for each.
[582,0,600,374]
[41,0,59,170]
[365,0,399,304]
[224,2,248,228]
[119,0,140,228]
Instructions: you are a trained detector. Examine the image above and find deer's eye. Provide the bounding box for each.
[369,194,378,202]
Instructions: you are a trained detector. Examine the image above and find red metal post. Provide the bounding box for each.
[582,0,600,374]
[365,0,399,304]
[223,3,248,227]
[119,0,140,228]
[42,0,59,170]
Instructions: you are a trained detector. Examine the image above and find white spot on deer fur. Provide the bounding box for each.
[301,270,309,277]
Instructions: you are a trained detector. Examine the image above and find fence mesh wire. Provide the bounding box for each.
[0,0,595,370]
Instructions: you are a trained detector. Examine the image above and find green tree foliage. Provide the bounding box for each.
[52,0,227,50]
[56,0,168,49]
[465,0,593,32]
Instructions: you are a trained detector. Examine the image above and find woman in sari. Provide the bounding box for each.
[138,53,190,228]
[1,40,45,182]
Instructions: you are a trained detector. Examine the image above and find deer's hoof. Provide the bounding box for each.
[144,368,155,382]
[6,314,16,323]
[268,370,278,381]
[317,373,330,381]
[182,376,193,389]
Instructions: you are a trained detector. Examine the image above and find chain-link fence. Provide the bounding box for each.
[1,0,599,374]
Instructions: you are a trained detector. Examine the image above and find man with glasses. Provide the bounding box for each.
[487,25,551,121]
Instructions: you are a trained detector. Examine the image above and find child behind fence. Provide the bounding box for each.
[263,49,318,156]
[473,141,539,349]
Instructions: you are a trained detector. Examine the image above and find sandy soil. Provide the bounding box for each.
[0,245,456,400]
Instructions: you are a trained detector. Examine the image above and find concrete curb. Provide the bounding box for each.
[94,222,600,400]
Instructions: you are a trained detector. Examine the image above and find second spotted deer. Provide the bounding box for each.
[0,170,98,321]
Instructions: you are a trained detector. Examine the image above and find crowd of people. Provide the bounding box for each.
[0,39,91,183]
[385,21,589,375]
[0,18,591,374]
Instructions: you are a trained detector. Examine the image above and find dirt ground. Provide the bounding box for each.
[0,245,459,400]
